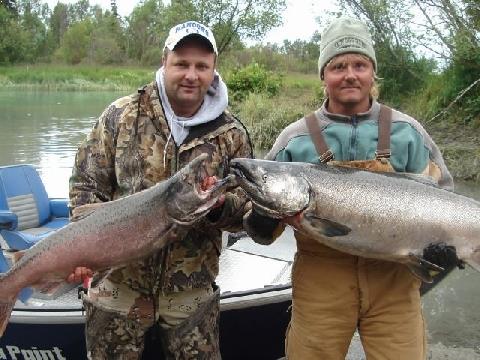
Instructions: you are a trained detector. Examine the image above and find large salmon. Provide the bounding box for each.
[230,158,480,282]
[0,154,231,337]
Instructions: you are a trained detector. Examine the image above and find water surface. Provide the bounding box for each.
[0,90,128,197]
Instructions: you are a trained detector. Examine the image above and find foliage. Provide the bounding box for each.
[237,86,319,152]
[88,12,125,64]
[0,6,28,64]
[225,62,283,102]
[124,0,286,61]
[46,2,69,52]
[125,0,166,61]
[1,0,17,13]
[191,0,287,54]
[59,19,93,64]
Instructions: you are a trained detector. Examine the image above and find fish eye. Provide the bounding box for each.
[262,174,268,183]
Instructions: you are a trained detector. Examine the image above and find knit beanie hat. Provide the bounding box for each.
[318,17,377,77]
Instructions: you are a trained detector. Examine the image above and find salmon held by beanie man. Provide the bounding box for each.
[231,157,480,279]
[0,154,232,337]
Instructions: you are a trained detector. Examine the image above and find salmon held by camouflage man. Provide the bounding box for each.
[0,154,231,337]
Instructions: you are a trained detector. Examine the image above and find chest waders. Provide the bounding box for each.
[285,105,427,360]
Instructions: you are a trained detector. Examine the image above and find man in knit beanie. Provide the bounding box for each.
[244,17,459,360]
[318,17,377,78]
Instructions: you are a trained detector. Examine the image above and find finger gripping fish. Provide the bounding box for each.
[231,158,480,283]
[0,154,230,337]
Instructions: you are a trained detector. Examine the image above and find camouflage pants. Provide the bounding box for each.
[83,287,221,360]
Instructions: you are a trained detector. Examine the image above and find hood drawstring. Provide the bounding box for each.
[163,131,172,170]
[134,87,146,141]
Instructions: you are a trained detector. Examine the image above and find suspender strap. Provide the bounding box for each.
[305,113,334,163]
[306,105,392,163]
[376,104,392,159]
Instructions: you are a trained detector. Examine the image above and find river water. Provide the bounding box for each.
[1,90,479,353]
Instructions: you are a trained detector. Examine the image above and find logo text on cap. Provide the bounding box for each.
[334,37,366,50]
[175,22,209,37]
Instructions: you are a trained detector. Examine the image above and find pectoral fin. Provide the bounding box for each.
[407,254,445,283]
[303,214,351,237]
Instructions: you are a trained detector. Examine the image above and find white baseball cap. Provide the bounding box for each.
[164,21,218,55]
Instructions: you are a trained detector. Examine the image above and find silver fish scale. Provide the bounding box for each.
[299,165,480,260]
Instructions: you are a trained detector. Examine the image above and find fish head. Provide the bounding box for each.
[166,153,233,224]
[230,158,311,218]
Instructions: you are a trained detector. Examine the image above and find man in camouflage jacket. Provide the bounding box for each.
[68,21,252,359]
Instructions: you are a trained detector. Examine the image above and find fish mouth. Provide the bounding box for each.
[230,160,291,218]
[174,175,235,225]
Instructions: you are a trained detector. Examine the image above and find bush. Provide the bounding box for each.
[225,63,283,103]
[60,20,93,64]
[141,48,163,67]
[89,36,124,65]
[236,92,314,153]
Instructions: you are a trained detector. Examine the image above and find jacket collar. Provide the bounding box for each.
[320,99,381,123]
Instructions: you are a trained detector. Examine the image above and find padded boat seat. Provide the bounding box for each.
[0,165,69,250]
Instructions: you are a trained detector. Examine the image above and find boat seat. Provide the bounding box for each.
[0,164,69,250]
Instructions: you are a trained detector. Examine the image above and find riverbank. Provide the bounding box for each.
[425,120,480,182]
[0,65,155,91]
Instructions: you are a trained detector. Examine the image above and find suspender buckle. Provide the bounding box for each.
[375,149,391,159]
[319,150,334,163]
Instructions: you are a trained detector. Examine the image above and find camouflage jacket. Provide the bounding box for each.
[69,81,253,295]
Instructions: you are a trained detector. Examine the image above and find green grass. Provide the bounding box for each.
[0,64,156,90]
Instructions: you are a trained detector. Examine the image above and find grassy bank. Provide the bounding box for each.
[0,64,155,91]
[1,64,478,181]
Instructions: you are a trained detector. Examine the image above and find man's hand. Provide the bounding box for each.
[201,176,225,209]
[66,267,93,283]
[423,243,465,269]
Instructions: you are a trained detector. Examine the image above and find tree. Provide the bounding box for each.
[47,2,69,51]
[110,0,117,17]
[191,0,287,54]
[68,0,90,22]
[15,0,47,61]
[0,5,28,63]
[125,0,166,62]
[88,10,125,64]
[59,19,93,64]
[1,0,17,14]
